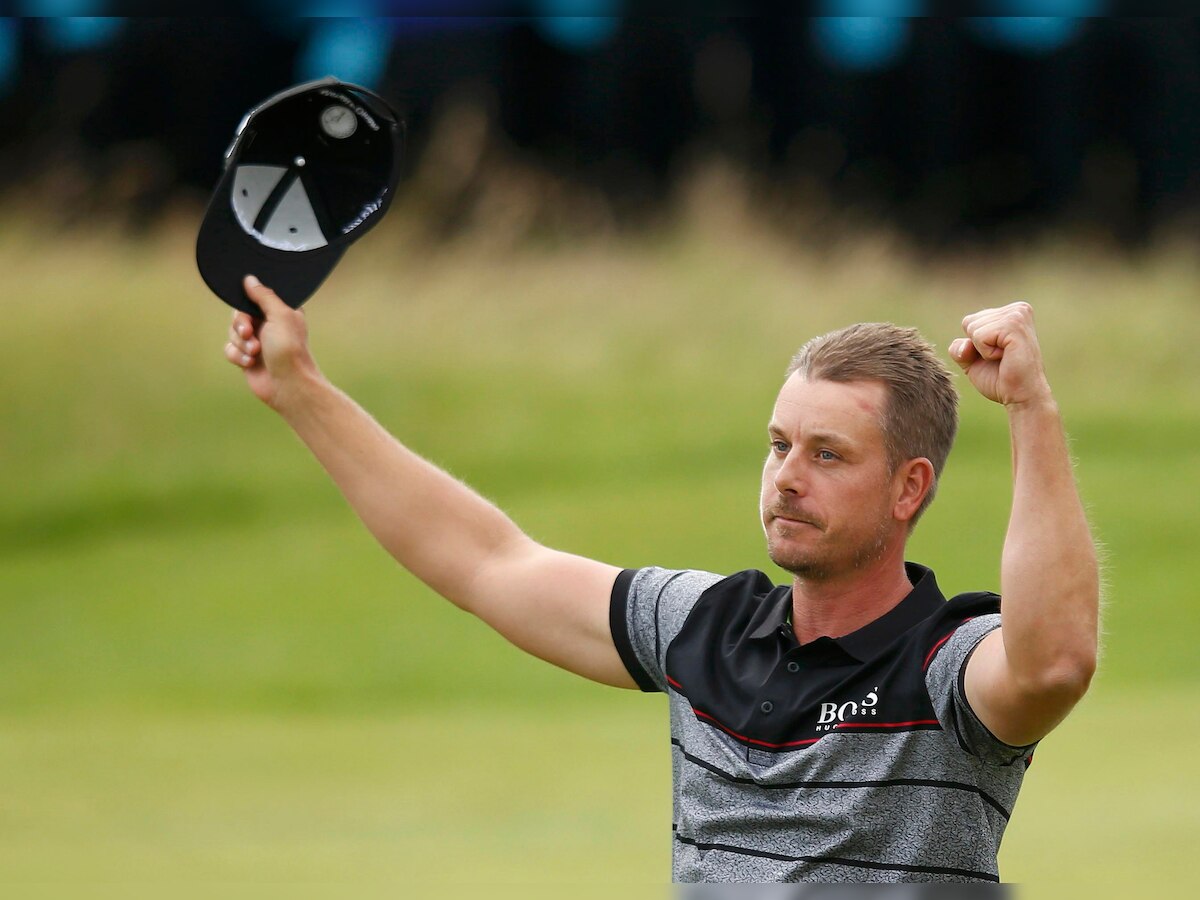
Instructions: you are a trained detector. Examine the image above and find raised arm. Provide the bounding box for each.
[949,302,1099,747]
[224,276,635,689]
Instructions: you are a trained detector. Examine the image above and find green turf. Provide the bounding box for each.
[1,211,1197,893]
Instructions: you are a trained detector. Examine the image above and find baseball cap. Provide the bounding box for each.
[196,77,404,316]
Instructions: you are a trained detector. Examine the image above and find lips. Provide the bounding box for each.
[770,509,824,530]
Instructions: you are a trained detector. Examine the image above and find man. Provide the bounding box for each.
[224,275,1098,883]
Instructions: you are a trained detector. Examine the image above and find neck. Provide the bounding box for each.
[789,543,914,645]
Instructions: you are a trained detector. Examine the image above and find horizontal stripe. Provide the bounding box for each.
[692,709,822,749]
[671,739,1011,820]
[669,676,943,747]
[673,833,1000,882]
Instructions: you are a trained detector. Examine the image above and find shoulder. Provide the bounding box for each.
[921,591,1002,669]
[665,569,790,655]
[617,567,775,631]
[610,566,732,692]
[686,567,785,628]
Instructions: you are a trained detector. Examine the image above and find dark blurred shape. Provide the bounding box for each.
[675,885,1016,899]
[1,11,1199,246]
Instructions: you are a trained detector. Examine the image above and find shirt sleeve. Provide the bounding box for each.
[924,613,1039,766]
[609,567,725,693]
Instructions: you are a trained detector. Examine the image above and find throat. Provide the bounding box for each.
[789,566,914,644]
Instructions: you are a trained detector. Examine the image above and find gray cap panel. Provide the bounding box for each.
[230,164,329,251]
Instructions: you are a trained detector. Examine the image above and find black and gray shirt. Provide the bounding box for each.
[609,562,1037,883]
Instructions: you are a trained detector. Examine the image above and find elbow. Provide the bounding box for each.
[1028,650,1097,704]
[1061,652,1097,699]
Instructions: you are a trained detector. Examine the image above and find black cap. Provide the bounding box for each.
[196,77,403,316]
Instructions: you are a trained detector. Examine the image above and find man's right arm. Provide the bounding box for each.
[224,276,636,689]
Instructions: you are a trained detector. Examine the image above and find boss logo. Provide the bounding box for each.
[816,686,880,731]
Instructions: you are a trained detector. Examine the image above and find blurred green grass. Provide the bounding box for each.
[0,210,1197,894]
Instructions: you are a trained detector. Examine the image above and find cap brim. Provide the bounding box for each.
[196,165,347,317]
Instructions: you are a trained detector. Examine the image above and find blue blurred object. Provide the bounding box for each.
[967,3,1103,55]
[19,0,124,52]
[295,16,393,88]
[811,3,923,74]
[811,18,911,73]
[39,16,124,52]
[0,18,15,96]
[533,0,622,52]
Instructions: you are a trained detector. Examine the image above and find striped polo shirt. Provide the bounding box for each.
[609,563,1037,883]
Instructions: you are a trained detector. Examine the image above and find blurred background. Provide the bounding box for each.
[5,9,1200,244]
[0,8,1197,898]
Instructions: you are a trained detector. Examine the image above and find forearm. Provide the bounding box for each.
[1000,398,1099,689]
[275,370,530,610]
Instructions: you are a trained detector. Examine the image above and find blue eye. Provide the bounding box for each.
[771,441,789,454]
[817,449,839,462]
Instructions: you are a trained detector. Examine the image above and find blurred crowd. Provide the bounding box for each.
[2,10,1198,245]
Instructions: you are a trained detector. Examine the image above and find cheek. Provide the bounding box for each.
[760,460,776,497]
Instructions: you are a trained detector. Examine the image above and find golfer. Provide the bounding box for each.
[224,275,1098,883]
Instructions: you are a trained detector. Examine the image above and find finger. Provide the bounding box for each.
[961,307,1003,335]
[224,341,256,368]
[948,338,979,370]
[971,327,1005,360]
[243,275,291,319]
[964,302,1035,343]
[961,311,1010,360]
[231,309,257,341]
[227,322,259,357]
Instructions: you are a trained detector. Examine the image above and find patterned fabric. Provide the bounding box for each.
[611,565,1037,883]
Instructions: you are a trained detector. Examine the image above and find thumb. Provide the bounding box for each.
[948,338,978,370]
[243,275,291,320]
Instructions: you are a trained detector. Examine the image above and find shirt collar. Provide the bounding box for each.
[748,563,947,660]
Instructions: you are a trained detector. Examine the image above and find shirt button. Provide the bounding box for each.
[761,701,774,714]
[786,662,800,673]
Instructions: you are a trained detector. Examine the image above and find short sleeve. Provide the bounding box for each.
[924,613,1039,766]
[609,567,725,693]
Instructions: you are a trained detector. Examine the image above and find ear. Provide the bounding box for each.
[892,458,936,525]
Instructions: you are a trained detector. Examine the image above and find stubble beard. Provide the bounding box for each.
[767,512,892,583]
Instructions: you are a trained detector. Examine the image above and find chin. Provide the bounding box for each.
[767,543,831,580]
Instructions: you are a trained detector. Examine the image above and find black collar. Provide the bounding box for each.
[748,563,947,661]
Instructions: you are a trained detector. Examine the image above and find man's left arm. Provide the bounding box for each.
[950,302,1100,748]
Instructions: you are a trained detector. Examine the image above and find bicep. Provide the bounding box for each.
[963,628,1087,747]
[466,539,637,689]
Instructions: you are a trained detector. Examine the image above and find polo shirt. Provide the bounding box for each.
[609,562,1037,883]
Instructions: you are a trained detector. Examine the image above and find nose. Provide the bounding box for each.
[772,450,807,496]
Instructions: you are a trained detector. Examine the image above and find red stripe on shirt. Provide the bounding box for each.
[691,709,822,749]
[923,616,976,671]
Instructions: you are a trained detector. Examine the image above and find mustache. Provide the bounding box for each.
[768,504,826,530]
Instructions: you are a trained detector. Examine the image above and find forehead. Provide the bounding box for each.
[770,375,888,440]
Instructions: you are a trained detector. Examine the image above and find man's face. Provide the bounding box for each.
[760,375,902,580]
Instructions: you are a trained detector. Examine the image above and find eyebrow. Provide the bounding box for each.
[768,423,855,448]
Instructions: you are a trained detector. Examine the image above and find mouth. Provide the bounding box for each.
[771,512,823,530]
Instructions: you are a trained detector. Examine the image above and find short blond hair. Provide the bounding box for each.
[786,322,958,522]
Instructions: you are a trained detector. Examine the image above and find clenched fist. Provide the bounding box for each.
[949,301,1053,408]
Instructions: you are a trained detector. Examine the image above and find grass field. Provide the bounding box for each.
[1,204,1197,895]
